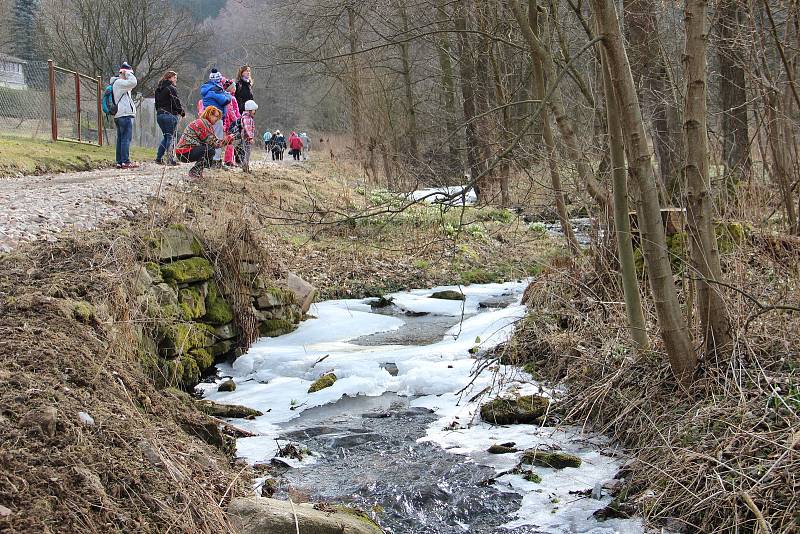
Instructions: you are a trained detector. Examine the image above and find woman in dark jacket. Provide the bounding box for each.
[234,65,254,115]
[154,70,185,165]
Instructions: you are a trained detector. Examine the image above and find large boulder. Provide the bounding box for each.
[429,290,465,301]
[287,272,318,314]
[228,497,383,534]
[480,394,550,425]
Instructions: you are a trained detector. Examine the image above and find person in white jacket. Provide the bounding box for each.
[112,62,138,169]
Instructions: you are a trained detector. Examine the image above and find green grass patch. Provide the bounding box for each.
[0,135,155,177]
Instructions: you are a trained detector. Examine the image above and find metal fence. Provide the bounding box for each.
[0,59,52,140]
[50,61,103,145]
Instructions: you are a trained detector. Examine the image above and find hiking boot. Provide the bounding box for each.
[188,165,203,179]
[166,159,179,166]
[154,159,163,165]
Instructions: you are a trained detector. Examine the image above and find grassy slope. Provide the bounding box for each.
[0,135,155,177]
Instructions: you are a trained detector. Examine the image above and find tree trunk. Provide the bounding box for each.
[435,0,462,169]
[454,0,486,199]
[623,0,684,205]
[716,0,751,199]
[601,49,650,353]
[683,0,733,357]
[513,0,579,253]
[591,0,696,385]
[346,5,363,155]
[397,0,419,161]
[509,0,609,212]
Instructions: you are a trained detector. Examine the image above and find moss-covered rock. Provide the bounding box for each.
[716,221,748,253]
[487,444,519,454]
[204,281,234,325]
[255,286,296,309]
[218,379,236,392]
[308,372,337,393]
[179,285,207,320]
[429,290,465,301]
[71,301,95,323]
[334,506,383,531]
[521,449,582,469]
[149,224,204,261]
[522,471,542,483]
[196,400,262,419]
[161,353,201,389]
[160,257,215,284]
[159,322,215,357]
[259,319,296,338]
[209,340,234,358]
[189,348,214,370]
[144,261,163,283]
[480,395,550,425]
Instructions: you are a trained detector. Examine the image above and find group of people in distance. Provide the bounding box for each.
[263,130,310,161]
[105,61,311,179]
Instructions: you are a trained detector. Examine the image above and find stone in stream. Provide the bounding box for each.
[487,443,519,454]
[196,399,262,419]
[429,289,465,301]
[478,294,516,309]
[229,497,383,534]
[520,449,582,469]
[380,362,399,376]
[307,372,337,393]
[479,394,550,425]
[217,379,236,392]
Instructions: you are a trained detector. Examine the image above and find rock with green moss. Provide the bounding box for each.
[72,301,95,323]
[255,286,296,309]
[159,322,215,357]
[487,444,519,454]
[522,471,542,483]
[160,353,201,389]
[480,395,550,425]
[218,379,236,392]
[716,221,748,253]
[190,348,214,370]
[429,290,465,301]
[259,319,296,338]
[204,281,234,325]
[144,261,163,283]
[196,400,262,419]
[179,285,206,320]
[521,449,582,469]
[152,283,179,308]
[209,340,234,358]
[229,497,384,534]
[308,372,337,393]
[149,225,204,261]
[160,257,215,284]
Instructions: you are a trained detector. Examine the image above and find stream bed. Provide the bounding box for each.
[199,281,644,533]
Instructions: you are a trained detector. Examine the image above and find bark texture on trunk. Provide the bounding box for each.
[683,0,733,357]
[346,6,363,155]
[591,0,696,384]
[716,0,751,197]
[435,0,462,168]
[397,0,419,161]
[623,0,684,205]
[601,49,650,353]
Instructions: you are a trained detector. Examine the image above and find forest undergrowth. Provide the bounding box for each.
[503,223,799,533]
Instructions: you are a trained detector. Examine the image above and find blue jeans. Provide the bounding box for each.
[156,113,178,162]
[115,116,133,165]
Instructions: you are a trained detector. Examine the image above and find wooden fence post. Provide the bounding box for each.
[48,59,57,141]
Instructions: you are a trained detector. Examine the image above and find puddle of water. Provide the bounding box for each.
[199,281,644,534]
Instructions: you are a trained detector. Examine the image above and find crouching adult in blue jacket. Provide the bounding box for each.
[200,68,232,166]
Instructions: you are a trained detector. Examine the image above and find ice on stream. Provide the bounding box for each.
[199,281,644,533]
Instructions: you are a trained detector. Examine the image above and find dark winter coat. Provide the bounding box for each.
[154,80,185,116]
[235,79,253,114]
[200,80,231,115]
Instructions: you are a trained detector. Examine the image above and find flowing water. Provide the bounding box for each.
[199,282,644,534]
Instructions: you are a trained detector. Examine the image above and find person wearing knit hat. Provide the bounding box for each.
[112,61,138,169]
[200,68,231,166]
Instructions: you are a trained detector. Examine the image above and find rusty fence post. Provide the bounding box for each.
[74,72,81,142]
[48,59,57,141]
[96,76,103,146]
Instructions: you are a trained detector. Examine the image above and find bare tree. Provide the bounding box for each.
[38,0,209,91]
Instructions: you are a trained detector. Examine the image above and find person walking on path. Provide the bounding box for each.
[272,130,286,161]
[222,79,241,167]
[200,69,231,167]
[299,131,310,160]
[175,106,233,179]
[154,70,185,165]
[234,66,254,115]
[288,131,303,161]
[239,100,258,173]
[263,130,272,152]
[112,62,138,169]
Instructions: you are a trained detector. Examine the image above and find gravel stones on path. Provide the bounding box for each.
[0,164,187,252]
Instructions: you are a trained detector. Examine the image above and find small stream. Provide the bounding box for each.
[199,282,643,533]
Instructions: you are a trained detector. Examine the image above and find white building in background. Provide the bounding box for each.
[0,54,28,90]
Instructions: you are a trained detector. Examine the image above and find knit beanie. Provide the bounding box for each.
[209,69,222,82]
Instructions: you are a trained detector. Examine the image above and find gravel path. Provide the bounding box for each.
[0,163,188,252]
